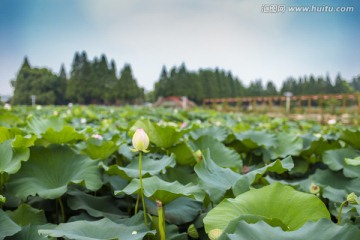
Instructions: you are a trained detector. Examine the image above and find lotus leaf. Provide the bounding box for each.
[38,217,155,240]
[6,145,102,199]
[115,176,205,204]
[0,140,29,174]
[130,119,182,148]
[105,154,176,179]
[221,219,360,240]
[194,150,240,203]
[204,182,330,233]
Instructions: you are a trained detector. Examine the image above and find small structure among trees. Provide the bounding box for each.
[154,96,196,109]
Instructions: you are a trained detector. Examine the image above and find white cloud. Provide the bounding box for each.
[79,0,293,89]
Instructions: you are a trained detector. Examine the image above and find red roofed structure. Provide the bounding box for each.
[154,96,196,109]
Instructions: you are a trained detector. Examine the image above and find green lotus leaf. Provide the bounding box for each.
[289,157,309,175]
[340,129,360,149]
[42,126,85,144]
[308,169,360,203]
[130,119,182,149]
[0,112,21,128]
[234,130,276,151]
[5,205,52,239]
[220,214,289,235]
[161,165,198,185]
[192,136,241,168]
[104,154,176,179]
[194,150,241,203]
[0,209,21,239]
[301,135,341,159]
[0,140,30,174]
[6,204,47,226]
[118,143,136,160]
[6,224,54,240]
[0,126,14,143]
[170,142,196,165]
[6,145,102,199]
[162,224,188,240]
[27,116,64,136]
[103,174,129,192]
[323,148,360,178]
[115,176,205,204]
[233,156,294,195]
[146,197,203,225]
[204,182,330,233]
[270,133,303,159]
[82,139,119,160]
[38,217,155,240]
[67,188,127,220]
[190,126,229,142]
[220,219,360,240]
[344,156,360,166]
[12,135,37,148]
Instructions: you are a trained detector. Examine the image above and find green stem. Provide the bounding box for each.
[58,197,65,223]
[139,152,148,226]
[0,173,3,193]
[337,200,348,225]
[134,193,140,214]
[156,200,166,240]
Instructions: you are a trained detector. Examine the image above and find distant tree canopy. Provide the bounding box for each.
[12,52,144,105]
[153,64,359,104]
[10,52,360,105]
[11,57,64,105]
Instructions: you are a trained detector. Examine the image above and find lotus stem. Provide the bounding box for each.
[134,194,140,214]
[337,200,348,225]
[138,152,148,226]
[156,200,166,240]
[58,197,65,223]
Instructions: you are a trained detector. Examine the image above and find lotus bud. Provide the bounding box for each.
[0,195,5,203]
[347,192,360,205]
[187,224,199,239]
[194,150,203,162]
[309,183,320,194]
[208,229,222,240]
[132,128,149,152]
[91,134,103,140]
[242,165,250,174]
[180,122,187,129]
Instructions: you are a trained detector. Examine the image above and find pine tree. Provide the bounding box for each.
[117,64,142,104]
[55,64,67,104]
[12,57,33,104]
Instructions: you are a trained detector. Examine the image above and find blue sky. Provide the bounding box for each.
[1,0,359,96]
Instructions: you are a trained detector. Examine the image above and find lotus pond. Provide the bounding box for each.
[0,105,360,240]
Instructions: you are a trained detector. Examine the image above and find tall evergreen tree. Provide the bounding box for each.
[265,81,278,96]
[54,64,67,104]
[116,64,143,104]
[11,57,33,104]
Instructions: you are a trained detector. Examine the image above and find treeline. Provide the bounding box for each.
[10,51,360,105]
[154,64,360,104]
[11,52,144,105]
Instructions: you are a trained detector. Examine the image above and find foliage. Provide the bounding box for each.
[0,106,360,239]
[10,54,359,106]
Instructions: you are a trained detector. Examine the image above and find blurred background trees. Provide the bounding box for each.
[10,52,360,105]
